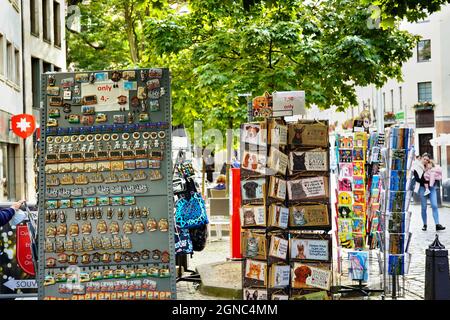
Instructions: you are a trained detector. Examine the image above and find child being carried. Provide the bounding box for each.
[423,160,442,196]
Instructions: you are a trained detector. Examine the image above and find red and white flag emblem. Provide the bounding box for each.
[11,114,36,139]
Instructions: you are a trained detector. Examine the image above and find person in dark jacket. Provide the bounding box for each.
[413,154,445,231]
[0,200,25,227]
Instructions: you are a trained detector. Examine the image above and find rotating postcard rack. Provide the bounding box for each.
[381,127,414,299]
[240,114,333,300]
[38,69,176,300]
[334,130,385,297]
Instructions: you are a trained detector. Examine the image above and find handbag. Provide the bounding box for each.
[174,226,193,255]
[175,192,209,229]
[189,224,208,252]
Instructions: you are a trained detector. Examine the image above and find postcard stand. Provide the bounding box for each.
[381,127,415,299]
[38,69,177,300]
[241,117,333,300]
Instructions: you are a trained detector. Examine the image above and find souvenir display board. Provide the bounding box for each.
[383,127,414,278]
[38,69,176,300]
[240,118,332,300]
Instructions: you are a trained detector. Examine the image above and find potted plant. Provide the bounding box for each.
[413,101,435,111]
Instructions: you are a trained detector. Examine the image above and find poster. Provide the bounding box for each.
[289,204,329,228]
[272,91,306,117]
[290,238,330,261]
[287,176,328,201]
[291,263,332,290]
[289,150,328,173]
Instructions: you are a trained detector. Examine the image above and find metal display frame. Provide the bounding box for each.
[38,68,176,300]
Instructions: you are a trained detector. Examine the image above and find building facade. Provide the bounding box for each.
[0,0,66,203]
[355,5,450,179]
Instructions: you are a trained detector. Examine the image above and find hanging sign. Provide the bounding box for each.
[11,114,37,139]
[272,91,306,117]
[16,225,36,276]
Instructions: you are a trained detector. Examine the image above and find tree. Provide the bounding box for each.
[67,0,418,135]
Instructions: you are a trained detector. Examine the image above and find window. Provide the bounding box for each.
[399,86,403,110]
[14,48,20,85]
[31,57,41,109]
[43,0,51,42]
[418,82,432,102]
[0,143,17,201]
[417,40,431,62]
[30,0,39,36]
[0,34,4,76]
[54,66,61,72]
[390,89,394,112]
[43,61,52,72]
[53,1,61,47]
[416,110,435,128]
[6,41,13,80]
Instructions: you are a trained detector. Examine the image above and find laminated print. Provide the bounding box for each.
[353,162,365,176]
[353,190,365,204]
[339,163,353,179]
[288,122,329,148]
[352,204,365,218]
[289,204,329,228]
[338,177,352,192]
[289,149,328,173]
[241,122,267,147]
[267,147,288,175]
[291,263,332,291]
[244,259,267,286]
[268,176,287,201]
[243,288,268,300]
[338,136,353,149]
[352,233,365,250]
[353,148,365,162]
[268,235,289,261]
[242,230,267,260]
[389,170,408,191]
[268,204,289,229]
[252,92,273,118]
[388,254,407,275]
[388,233,405,255]
[353,176,365,190]
[241,178,266,202]
[290,238,330,262]
[287,176,328,201]
[268,119,288,146]
[339,233,354,249]
[388,212,406,233]
[269,264,291,288]
[338,206,353,219]
[348,251,369,282]
[241,150,267,174]
[338,219,353,234]
[338,149,353,163]
[338,192,352,206]
[352,218,365,234]
[272,91,306,117]
[241,205,266,227]
[388,191,407,213]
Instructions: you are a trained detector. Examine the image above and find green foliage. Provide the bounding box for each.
[67,0,418,135]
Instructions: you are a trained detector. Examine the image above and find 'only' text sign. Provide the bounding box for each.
[272,91,306,117]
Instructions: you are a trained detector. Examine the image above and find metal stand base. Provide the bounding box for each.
[333,280,385,297]
[176,254,202,284]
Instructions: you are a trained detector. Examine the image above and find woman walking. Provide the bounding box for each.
[413,153,446,231]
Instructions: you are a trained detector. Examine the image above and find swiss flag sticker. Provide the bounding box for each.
[11,114,36,139]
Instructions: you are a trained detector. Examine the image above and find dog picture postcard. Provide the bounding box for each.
[242,122,267,146]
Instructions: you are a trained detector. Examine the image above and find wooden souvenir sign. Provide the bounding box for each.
[241,122,267,147]
[289,204,329,228]
[269,264,290,288]
[291,263,332,291]
[268,235,289,261]
[287,176,329,201]
[241,205,266,227]
[267,147,288,175]
[268,204,289,229]
[268,176,286,201]
[289,149,328,173]
[272,91,306,117]
[242,230,267,260]
[244,259,267,286]
[268,119,288,146]
[288,122,328,148]
[252,92,272,118]
[241,178,266,203]
[290,238,330,262]
[243,288,268,300]
[241,150,267,174]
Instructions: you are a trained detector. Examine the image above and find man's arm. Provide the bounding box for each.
[0,208,15,227]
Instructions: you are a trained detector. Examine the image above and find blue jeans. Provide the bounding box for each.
[419,186,440,225]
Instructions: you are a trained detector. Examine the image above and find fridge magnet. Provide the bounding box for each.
[268,235,288,261]
[268,176,287,201]
[269,264,290,288]
[241,178,265,202]
[287,176,328,201]
[244,259,267,286]
[291,263,332,290]
[241,122,267,146]
[289,204,329,228]
[268,204,289,229]
[289,149,328,173]
[290,238,330,261]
